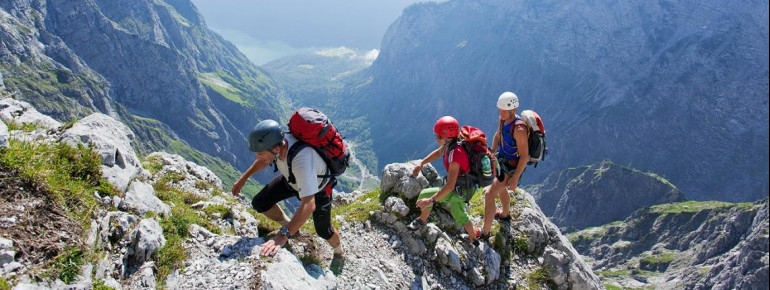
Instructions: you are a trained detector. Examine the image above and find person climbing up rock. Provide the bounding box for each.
[408,116,480,244]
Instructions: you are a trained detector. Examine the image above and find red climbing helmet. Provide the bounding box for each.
[433,116,459,138]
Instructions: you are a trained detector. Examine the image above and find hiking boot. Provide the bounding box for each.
[495,209,512,222]
[330,252,346,276]
[407,218,426,231]
[474,228,492,240]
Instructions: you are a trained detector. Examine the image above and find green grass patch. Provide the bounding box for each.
[644,171,678,189]
[247,208,281,235]
[512,234,529,254]
[156,234,186,285]
[630,268,657,277]
[0,278,10,290]
[199,72,247,105]
[650,200,757,214]
[604,284,623,290]
[154,179,226,284]
[0,140,117,228]
[46,248,84,284]
[467,187,486,218]
[203,204,234,220]
[597,269,630,277]
[195,180,213,191]
[640,253,674,265]
[92,279,115,290]
[141,154,165,174]
[527,267,555,290]
[60,119,78,131]
[4,121,46,132]
[331,189,387,229]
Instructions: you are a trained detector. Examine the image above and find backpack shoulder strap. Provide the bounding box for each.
[512,115,529,137]
[286,141,310,184]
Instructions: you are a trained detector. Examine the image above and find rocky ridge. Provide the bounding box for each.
[526,159,687,232]
[2,98,604,289]
[569,199,769,289]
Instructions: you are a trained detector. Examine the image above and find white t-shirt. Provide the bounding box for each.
[274,133,330,198]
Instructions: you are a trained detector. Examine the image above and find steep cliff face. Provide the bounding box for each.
[569,199,769,289]
[0,0,287,171]
[526,159,687,231]
[354,0,769,202]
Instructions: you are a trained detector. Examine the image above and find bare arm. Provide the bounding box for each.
[491,119,502,152]
[509,125,529,190]
[412,147,444,176]
[232,158,270,196]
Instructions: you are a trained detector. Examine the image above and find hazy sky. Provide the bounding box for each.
[190,0,441,64]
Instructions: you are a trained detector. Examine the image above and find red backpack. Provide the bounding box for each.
[445,126,497,201]
[285,108,350,185]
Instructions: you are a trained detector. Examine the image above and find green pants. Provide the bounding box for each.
[418,187,471,226]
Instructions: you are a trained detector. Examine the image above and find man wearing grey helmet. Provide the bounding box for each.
[232,119,344,260]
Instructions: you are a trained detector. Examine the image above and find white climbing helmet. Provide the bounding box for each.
[496,91,519,110]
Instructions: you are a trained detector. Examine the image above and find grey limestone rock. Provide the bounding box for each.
[123,181,171,217]
[384,196,410,218]
[61,113,142,192]
[0,121,7,148]
[381,162,429,199]
[123,219,166,275]
[0,98,62,129]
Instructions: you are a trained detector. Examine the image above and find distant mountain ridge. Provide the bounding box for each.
[0,0,287,181]
[350,0,769,202]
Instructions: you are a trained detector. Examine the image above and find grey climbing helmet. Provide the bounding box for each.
[248,119,284,152]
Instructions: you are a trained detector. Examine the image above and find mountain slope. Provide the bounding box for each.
[569,199,769,289]
[351,0,769,202]
[526,159,687,231]
[0,0,288,181]
[1,103,604,290]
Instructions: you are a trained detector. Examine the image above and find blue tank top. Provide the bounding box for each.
[498,116,523,160]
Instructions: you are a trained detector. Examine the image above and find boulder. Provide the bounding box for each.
[384,196,410,218]
[481,243,501,284]
[124,181,171,216]
[381,162,430,199]
[61,113,143,192]
[261,250,337,289]
[435,237,462,273]
[99,211,140,249]
[123,219,166,275]
[0,98,61,129]
[146,152,223,197]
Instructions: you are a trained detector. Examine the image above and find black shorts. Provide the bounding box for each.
[251,175,336,240]
[495,154,525,182]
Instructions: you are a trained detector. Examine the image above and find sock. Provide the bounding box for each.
[333,242,345,255]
